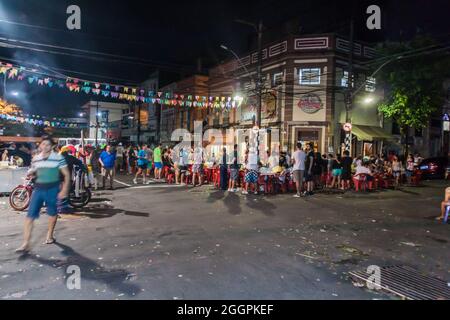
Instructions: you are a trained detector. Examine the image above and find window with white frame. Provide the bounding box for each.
[365,76,376,92]
[341,71,349,87]
[299,68,321,85]
[273,72,283,87]
[244,81,253,91]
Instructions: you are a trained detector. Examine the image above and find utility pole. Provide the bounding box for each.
[137,102,141,145]
[104,110,109,143]
[344,19,354,155]
[256,19,263,129]
[256,19,264,163]
[95,101,99,146]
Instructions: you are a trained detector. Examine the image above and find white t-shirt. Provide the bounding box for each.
[292,150,306,171]
[246,152,259,171]
[116,146,124,158]
[193,147,204,165]
[268,155,278,169]
[355,165,371,179]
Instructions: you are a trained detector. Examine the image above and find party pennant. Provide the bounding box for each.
[8,68,18,78]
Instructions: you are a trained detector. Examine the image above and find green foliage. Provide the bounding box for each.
[376,35,450,130]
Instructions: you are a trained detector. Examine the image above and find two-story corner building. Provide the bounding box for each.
[207,33,389,157]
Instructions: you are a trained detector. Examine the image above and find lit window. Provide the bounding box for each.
[299,68,321,85]
[341,71,349,87]
[273,72,283,87]
[365,76,376,92]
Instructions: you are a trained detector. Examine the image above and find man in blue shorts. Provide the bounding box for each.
[16,136,71,253]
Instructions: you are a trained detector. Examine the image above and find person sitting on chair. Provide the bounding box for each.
[438,187,450,221]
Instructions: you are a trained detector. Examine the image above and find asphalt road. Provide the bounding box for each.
[0,177,448,300]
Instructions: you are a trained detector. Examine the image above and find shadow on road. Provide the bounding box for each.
[18,242,140,297]
[245,196,276,216]
[71,207,150,219]
[207,190,225,203]
[224,192,241,215]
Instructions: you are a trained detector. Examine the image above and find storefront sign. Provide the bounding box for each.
[444,121,450,132]
[298,94,323,114]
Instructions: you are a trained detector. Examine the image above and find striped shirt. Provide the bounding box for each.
[29,152,67,188]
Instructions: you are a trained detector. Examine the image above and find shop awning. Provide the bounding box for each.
[350,125,393,141]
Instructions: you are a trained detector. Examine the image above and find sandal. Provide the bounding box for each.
[44,238,56,245]
[15,245,31,254]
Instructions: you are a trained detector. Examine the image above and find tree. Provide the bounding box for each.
[376,35,450,155]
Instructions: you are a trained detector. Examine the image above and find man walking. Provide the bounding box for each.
[134,145,149,184]
[304,142,315,196]
[16,136,71,253]
[292,142,306,198]
[115,143,124,173]
[99,145,116,190]
[153,143,163,180]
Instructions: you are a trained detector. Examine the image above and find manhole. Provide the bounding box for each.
[349,265,450,300]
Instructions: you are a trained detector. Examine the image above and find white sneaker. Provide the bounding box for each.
[242,190,249,195]
[133,179,137,184]
[227,188,232,192]
[293,194,301,198]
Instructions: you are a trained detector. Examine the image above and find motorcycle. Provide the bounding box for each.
[68,164,91,209]
[9,165,92,212]
[9,176,34,212]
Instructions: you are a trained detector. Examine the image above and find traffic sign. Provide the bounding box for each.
[343,123,352,132]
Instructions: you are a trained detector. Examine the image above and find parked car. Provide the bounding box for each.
[417,157,449,179]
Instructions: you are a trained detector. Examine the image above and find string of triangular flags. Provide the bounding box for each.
[0,61,243,109]
[0,113,118,129]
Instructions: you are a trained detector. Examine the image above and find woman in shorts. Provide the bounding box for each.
[330,154,342,189]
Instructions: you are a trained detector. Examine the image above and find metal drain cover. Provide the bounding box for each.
[349,265,450,300]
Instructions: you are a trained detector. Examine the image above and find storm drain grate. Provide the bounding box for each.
[349,265,450,300]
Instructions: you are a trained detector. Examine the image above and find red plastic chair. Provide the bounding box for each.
[213,169,221,188]
[238,170,245,187]
[353,173,367,191]
[411,170,422,186]
[258,175,272,195]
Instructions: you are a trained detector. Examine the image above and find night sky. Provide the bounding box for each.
[0,0,449,116]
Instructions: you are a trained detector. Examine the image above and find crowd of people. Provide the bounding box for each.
[77,140,425,198]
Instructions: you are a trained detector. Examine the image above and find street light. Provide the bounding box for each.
[220,44,255,84]
[363,96,375,104]
[11,91,19,97]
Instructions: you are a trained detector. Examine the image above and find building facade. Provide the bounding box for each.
[82,100,129,142]
[207,33,387,157]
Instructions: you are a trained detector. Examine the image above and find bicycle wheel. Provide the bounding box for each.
[9,186,32,212]
[69,188,91,209]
